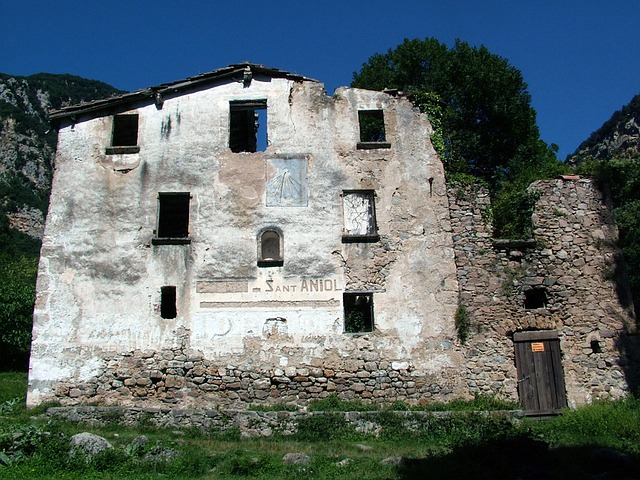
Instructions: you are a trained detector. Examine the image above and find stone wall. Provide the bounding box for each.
[46,406,522,438]
[530,178,638,403]
[43,176,639,410]
[447,185,518,400]
[52,340,461,409]
[448,177,638,406]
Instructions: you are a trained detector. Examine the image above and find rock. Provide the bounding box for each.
[68,388,82,398]
[7,206,44,239]
[381,456,403,465]
[337,458,351,466]
[283,452,311,465]
[143,445,180,462]
[70,432,113,457]
[126,435,148,454]
[590,447,631,469]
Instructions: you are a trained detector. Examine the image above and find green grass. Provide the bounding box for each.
[528,396,640,453]
[306,393,518,412]
[1,374,639,479]
[0,371,27,404]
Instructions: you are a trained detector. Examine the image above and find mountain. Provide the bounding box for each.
[568,93,640,163]
[0,73,124,254]
[0,73,124,369]
[568,93,640,315]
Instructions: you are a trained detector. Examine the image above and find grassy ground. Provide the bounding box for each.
[1,372,639,479]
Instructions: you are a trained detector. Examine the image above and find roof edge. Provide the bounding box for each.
[49,63,319,122]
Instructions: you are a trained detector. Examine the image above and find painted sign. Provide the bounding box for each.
[264,278,342,293]
[197,276,345,309]
[531,342,545,352]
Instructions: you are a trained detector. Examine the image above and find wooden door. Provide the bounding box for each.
[514,331,567,415]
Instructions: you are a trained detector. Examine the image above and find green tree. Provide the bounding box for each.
[352,38,566,237]
[492,140,566,239]
[580,156,640,315]
[353,38,545,181]
[0,254,38,370]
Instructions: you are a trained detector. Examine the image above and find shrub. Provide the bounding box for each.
[531,397,640,453]
[308,394,378,412]
[295,413,357,441]
[454,305,470,343]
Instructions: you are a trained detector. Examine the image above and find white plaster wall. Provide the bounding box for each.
[28,74,460,405]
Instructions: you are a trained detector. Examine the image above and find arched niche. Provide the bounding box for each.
[258,228,283,267]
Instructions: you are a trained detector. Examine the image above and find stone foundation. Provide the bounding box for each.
[51,344,464,409]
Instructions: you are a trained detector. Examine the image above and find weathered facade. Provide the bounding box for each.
[27,64,638,413]
[449,179,638,412]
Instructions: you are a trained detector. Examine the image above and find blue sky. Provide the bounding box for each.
[2,1,639,160]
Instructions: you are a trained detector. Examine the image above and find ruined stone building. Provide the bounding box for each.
[27,64,638,415]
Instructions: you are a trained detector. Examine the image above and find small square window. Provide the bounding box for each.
[357,110,390,149]
[342,190,379,242]
[106,114,140,154]
[152,192,191,245]
[161,286,177,319]
[344,292,374,333]
[229,100,267,153]
[524,288,547,309]
[112,114,139,146]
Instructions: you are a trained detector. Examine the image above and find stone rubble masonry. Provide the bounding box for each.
[47,177,639,410]
[448,177,638,407]
[7,205,44,239]
[46,406,523,438]
[53,344,460,409]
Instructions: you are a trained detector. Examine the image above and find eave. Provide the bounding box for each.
[49,63,318,124]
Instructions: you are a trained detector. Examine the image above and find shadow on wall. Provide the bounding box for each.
[594,181,638,321]
[610,251,639,323]
[608,249,639,396]
[617,334,640,396]
[592,181,639,395]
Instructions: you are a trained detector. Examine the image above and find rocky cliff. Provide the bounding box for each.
[566,92,640,318]
[0,73,123,247]
[569,93,640,163]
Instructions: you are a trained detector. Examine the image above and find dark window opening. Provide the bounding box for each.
[112,114,139,147]
[524,288,547,309]
[229,100,267,153]
[590,339,602,354]
[161,286,177,319]
[342,190,379,242]
[344,292,374,333]
[152,193,191,245]
[258,230,283,267]
[357,110,390,149]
